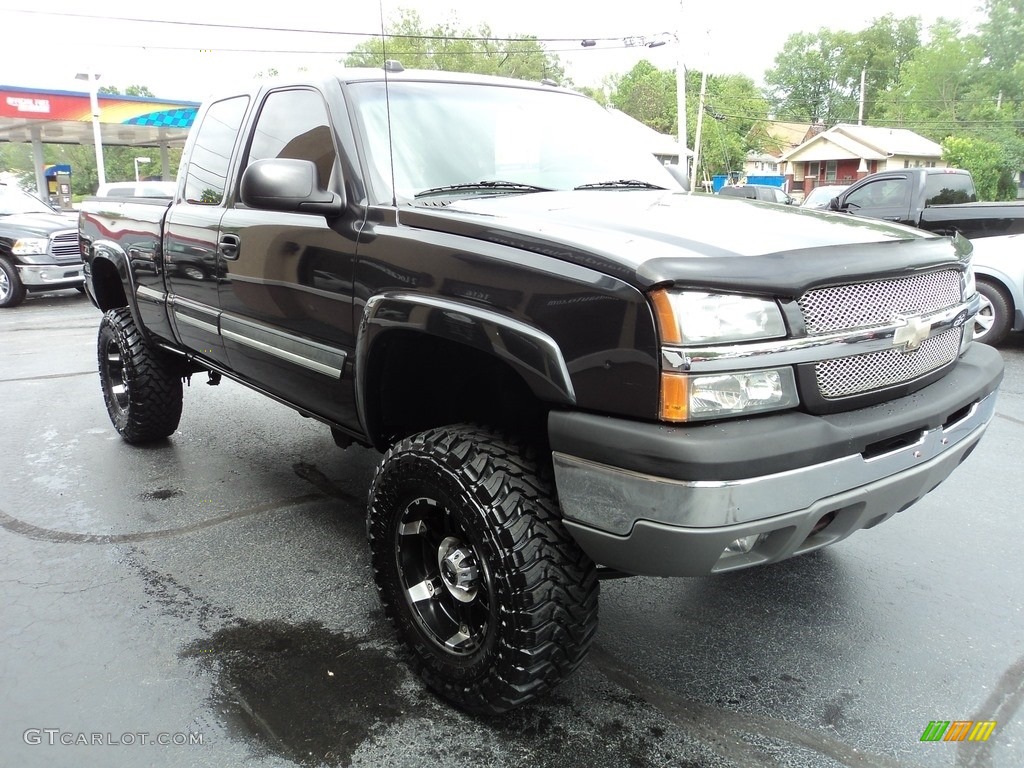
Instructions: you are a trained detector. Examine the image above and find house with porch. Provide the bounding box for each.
[744,121,817,179]
[780,124,944,196]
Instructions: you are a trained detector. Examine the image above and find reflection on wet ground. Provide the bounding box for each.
[183,620,404,766]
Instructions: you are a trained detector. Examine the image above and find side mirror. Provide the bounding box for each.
[240,158,344,215]
[828,196,841,211]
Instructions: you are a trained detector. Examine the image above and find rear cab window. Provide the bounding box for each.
[924,174,977,206]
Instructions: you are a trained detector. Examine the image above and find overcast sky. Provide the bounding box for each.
[0,0,987,102]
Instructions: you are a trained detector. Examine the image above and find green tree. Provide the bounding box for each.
[874,20,988,139]
[604,61,770,177]
[942,134,1017,200]
[977,0,1024,103]
[0,139,181,197]
[847,15,922,122]
[700,74,772,177]
[344,9,565,83]
[764,28,861,124]
[98,84,156,97]
[764,16,921,126]
[608,60,677,134]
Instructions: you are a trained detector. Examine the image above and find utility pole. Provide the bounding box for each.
[676,0,688,185]
[858,67,866,125]
[691,69,708,192]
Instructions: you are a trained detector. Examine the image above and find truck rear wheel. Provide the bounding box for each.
[97,307,183,443]
[0,257,27,308]
[367,425,599,714]
[973,280,1012,346]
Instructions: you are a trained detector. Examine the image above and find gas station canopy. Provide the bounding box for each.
[0,84,197,147]
[0,84,199,199]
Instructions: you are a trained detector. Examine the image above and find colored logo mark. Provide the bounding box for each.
[920,721,997,742]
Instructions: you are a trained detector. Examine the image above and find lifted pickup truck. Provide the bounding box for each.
[831,168,1024,345]
[79,68,1003,714]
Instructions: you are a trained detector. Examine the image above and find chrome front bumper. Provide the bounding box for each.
[554,390,997,576]
[17,264,84,287]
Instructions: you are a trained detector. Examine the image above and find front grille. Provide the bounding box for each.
[50,230,81,264]
[814,327,961,399]
[799,270,961,334]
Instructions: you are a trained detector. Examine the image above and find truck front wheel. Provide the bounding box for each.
[973,280,1012,346]
[0,257,26,308]
[367,425,599,714]
[97,307,183,443]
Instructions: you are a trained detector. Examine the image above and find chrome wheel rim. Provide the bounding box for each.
[102,338,130,414]
[395,496,491,656]
[973,294,994,340]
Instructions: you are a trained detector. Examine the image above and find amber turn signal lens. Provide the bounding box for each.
[660,372,689,422]
[649,289,682,345]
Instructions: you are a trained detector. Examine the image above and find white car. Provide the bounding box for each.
[969,233,1024,345]
[95,181,177,198]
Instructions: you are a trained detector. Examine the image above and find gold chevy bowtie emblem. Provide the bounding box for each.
[893,316,931,352]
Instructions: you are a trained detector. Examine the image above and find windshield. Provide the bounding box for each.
[0,185,57,216]
[349,80,681,203]
[802,185,847,208]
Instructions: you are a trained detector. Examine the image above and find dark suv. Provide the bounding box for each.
[717,184,796,205]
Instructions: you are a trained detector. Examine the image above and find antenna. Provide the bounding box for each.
[379,1,398,209]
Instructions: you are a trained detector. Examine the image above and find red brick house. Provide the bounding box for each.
[780,124,944,195]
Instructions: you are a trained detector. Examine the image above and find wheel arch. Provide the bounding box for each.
[356,293,576,451]
[89,252,130,311]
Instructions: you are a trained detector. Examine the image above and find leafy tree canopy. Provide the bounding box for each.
[97,84,156,97]
[344,9,565,83]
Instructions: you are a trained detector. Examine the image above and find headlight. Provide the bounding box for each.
[651,288,798,422]
[12,238,51,260]
[650,289,786,344]
[963,263,976,301]
[661,368,800,422]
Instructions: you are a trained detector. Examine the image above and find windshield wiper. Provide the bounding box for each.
[414,180,554,198]
[574,179,668,190]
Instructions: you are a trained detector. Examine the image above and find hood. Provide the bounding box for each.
[0,212,77,238]
[400,191,960,296]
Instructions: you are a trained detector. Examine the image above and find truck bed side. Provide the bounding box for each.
[79,196,176,344]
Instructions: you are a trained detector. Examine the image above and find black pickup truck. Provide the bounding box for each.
[830,168,1024,345]
[79,68,1003,714]
[829,167,1024,240]
[0,183,83,307]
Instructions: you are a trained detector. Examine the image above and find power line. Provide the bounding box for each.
[712,109,1023,128]
[52,41,653,56]
[4,8,636,44]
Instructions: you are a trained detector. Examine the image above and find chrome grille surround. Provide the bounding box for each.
[50,230,81,264]
[799,270,961,335]
[814,327,961,399]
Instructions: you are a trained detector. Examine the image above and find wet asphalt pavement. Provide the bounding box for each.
[1,291,1022,768]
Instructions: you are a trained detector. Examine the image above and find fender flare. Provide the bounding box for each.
[355,292,576,439]
[87,240,146,329]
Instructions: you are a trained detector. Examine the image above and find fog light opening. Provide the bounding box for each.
[724,533,767,556]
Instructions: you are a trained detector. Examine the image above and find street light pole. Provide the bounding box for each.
[75,72,105,188]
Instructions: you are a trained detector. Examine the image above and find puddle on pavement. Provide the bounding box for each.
[140,487,184,500]
[183,619,405,766]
